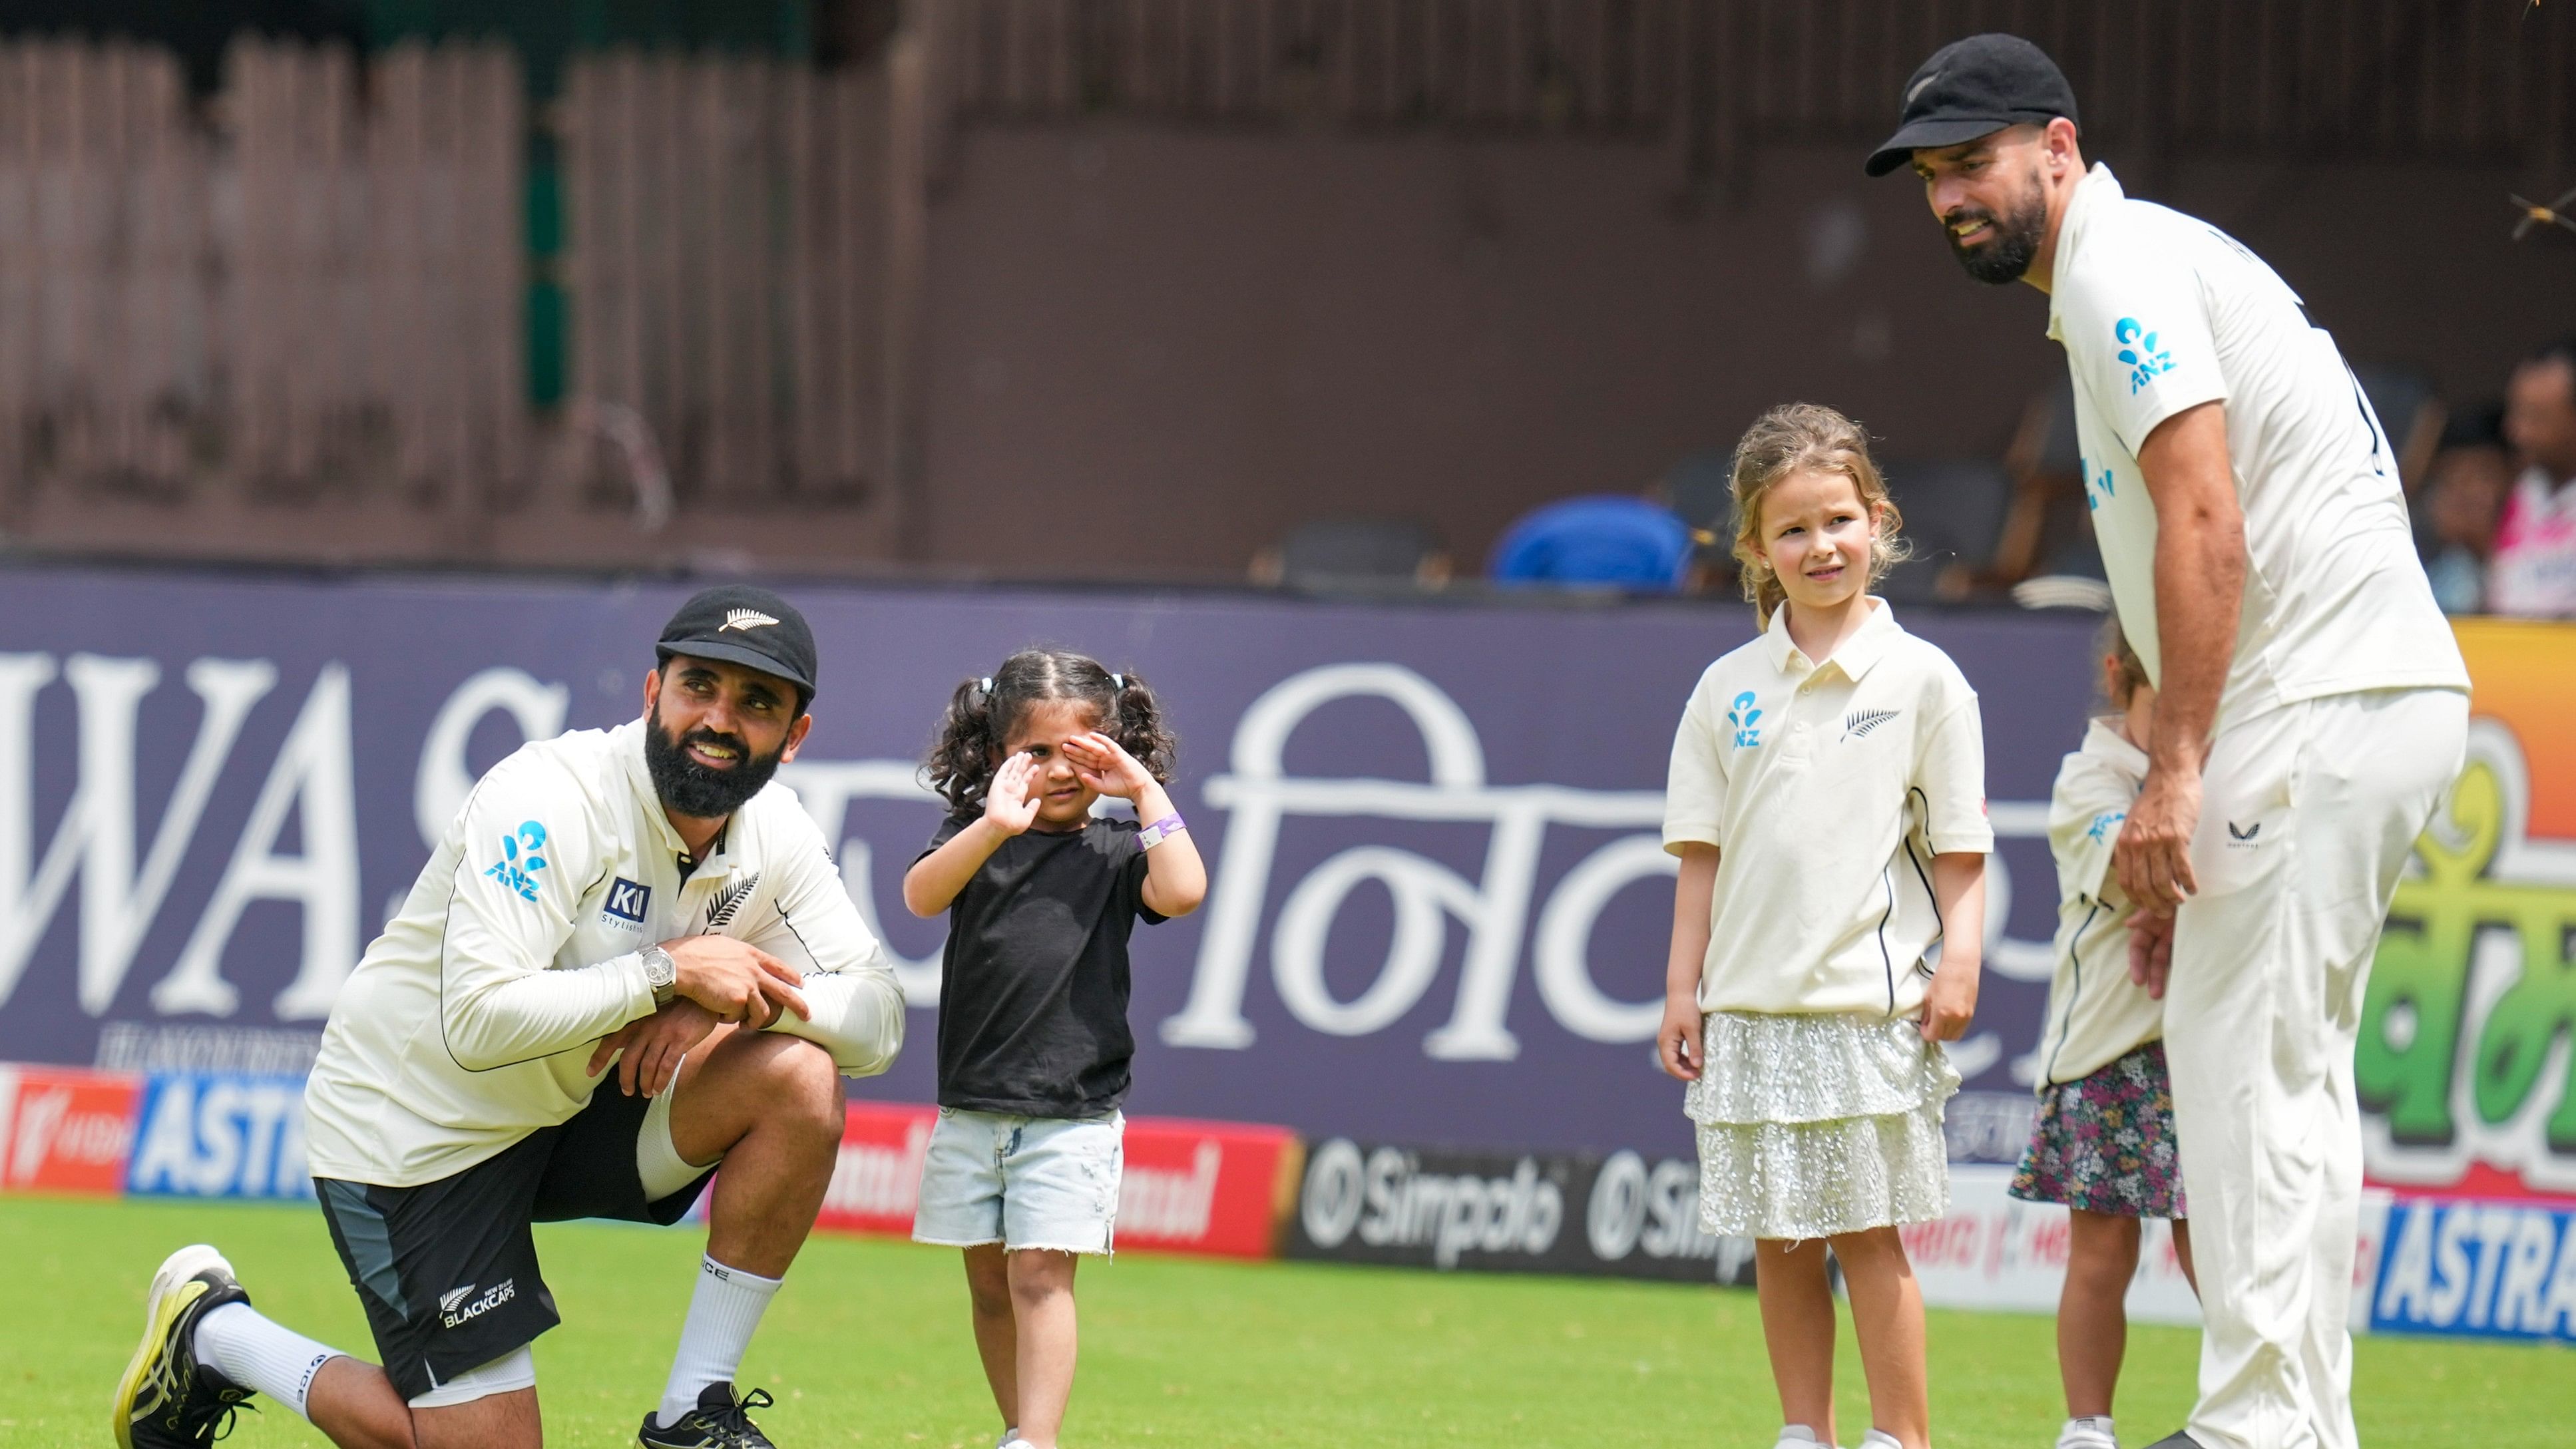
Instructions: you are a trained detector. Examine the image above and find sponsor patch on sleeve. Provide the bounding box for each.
[483,821,550,903]
[601,876,651,927]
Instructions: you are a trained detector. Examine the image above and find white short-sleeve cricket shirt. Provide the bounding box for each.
[1662,599,1993,1018]
[2045,164,2467,724]
[2032,718,2165,1088]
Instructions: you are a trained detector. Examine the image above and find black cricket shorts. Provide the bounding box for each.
[314,1083,717,1402]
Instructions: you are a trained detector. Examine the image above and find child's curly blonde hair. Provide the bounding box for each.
[1729,402,1910,627]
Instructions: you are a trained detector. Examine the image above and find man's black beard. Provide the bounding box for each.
[644,706,786,821]
[1945,178,2049,285]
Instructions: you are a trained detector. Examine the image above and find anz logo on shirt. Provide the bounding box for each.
[2113,317,2176,394]
[2079,454,2116,512]
[1725,691,1764,749]
[484,820,548,902]
[2087,809,2126,842]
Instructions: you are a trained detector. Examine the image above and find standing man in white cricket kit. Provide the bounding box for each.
[113,585,906,1449]
[1870,35,2471,1449]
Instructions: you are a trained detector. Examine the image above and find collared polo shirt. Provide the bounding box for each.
[305,717,906,1188]
[2045,164,2466,725]
[1662,599,1992,1018]
[2034,718,2164,1088]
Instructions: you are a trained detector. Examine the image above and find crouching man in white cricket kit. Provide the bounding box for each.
[1872,35,2471,1449]
[114,585,905,1449]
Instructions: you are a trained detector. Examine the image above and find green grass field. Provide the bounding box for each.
[11,1195,2562,1448]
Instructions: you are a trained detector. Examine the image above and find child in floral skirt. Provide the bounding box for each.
[2010,620,2197,1449]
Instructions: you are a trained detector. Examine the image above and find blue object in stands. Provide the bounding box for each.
[1489,496,1695,591]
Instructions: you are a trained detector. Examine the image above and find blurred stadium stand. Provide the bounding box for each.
[0,0,2560,582]
[1251,517,1450,592]
[1876,459,2014,605]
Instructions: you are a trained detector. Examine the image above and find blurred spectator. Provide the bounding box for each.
[1488,495,1695,591]
[2417,407,2512,614]
[2493,337,2576,618]
[1488,453,1735,594]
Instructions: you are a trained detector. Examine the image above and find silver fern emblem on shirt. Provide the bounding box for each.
[701,873,761,929]
[1842,708,1900,740]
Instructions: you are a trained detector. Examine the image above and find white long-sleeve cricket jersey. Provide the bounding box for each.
[304,717,905,1187]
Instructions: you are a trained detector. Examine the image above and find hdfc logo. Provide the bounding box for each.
[0,1065,141,1194]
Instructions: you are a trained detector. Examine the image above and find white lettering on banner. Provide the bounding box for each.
[774,761,949,1005]
[0,654,277,1014]
[415,668,568,849]
[1121,1142,1221,1241]
[1353,1145,1564,1269]
[6,1083,134,1183]
[157,665,360,1019]
[126,1076,314,1199]
[823,1116,932,1219]
[2374,1199,2576,1339]
[1160,664,2053,1060]
[1584,1149,1744,1271]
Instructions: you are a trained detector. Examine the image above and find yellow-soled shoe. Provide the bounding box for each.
[113,1245,254,1449]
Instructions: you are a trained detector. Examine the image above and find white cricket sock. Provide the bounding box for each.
[191,1303,342,1419]
[1858,1431,1906,1449]
[2060,1417,2118,1448]
[1777,1428,1823,1445]
[655,1255,783,1428]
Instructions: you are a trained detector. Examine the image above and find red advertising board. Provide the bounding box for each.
[0,1064,142,1194]
[816,1102,1299,1260]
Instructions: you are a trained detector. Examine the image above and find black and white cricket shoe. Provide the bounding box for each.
[112,1245,257,1449]
[638,1381,780,1448]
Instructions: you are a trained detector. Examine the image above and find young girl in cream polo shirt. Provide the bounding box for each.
[1656,403,1993,1449]
[2010,622,2196,1449]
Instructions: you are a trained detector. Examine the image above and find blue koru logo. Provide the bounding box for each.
[2113,317,2175,394]
[1725,690,1764,749]
[2079,454,2116,511]
[485,820,549,902]
[2087,809,2127,842]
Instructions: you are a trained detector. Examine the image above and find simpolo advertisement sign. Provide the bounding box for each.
[1286,1137,1754,1285]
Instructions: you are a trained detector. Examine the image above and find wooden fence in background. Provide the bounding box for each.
[0,39,522,519]
[921,0,2575,178]
[0,3,2563,568]
[558,43,924,517]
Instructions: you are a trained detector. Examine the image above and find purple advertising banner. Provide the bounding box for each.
[0,564,2101,1160]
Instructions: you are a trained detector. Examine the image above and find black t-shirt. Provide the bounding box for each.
[920,813,1168,1117]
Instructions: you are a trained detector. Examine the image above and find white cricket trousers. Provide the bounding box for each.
[2165,687,2467,1449]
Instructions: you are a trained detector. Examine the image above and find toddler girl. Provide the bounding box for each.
[902,649,1208,1449]
[1656,402,1992,1449]
[2010,621,2195,1449]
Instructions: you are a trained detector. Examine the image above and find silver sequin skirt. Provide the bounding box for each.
[1684,1010,1959,1241]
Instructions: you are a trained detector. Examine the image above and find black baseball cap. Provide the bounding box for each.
[655,584,819,706]
[1864,33,2078,177]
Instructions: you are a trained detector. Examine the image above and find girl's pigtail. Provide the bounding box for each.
[924,675,1001,811]
[1109,669,1178,785]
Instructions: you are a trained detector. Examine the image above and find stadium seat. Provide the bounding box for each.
[1876,459,2013,603]
[1253,517,1452,591]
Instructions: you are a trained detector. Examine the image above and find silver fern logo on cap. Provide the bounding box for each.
[720,608,780,632]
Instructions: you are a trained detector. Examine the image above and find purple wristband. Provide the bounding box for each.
[1137,813,1187,849]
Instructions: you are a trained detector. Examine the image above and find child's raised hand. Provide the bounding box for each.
[1061,731,1154,799]
[983,751,1042,835]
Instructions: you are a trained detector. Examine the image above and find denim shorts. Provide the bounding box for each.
[911,1108,1124,1255]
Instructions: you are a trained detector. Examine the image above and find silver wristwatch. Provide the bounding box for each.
[640,944,678,1005]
